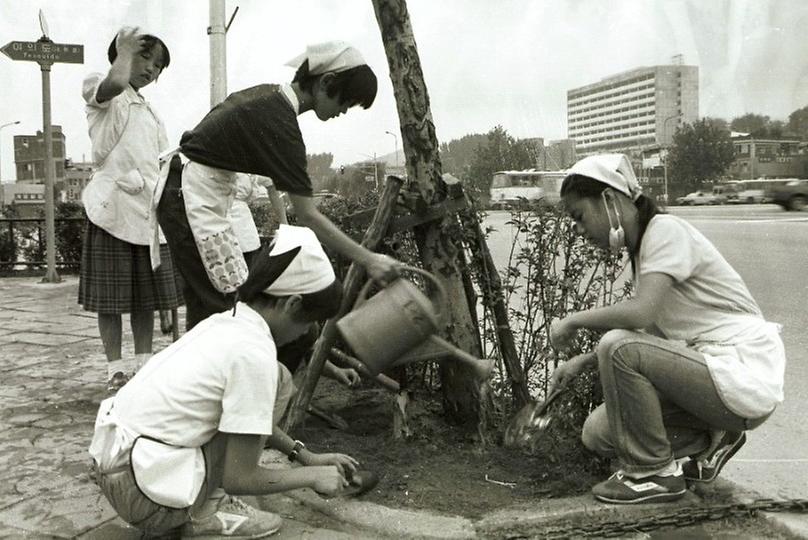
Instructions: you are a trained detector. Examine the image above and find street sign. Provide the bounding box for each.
[1,40,84,64]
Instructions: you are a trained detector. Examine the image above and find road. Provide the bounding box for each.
[484,204,808,500]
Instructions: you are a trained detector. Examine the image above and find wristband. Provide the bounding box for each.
[288,440,306,462]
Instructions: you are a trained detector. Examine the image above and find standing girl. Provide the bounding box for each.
[79,27,182,392]
[549,154,785,504]
[153,40,399,330]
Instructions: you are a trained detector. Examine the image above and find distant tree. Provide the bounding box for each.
[730,113,771,135]
[786,105,808,139]
[668,118,735,185]
[439,133,487,177]
[706,117,729,132]
[306,152,334,191]
[467,126,534,198]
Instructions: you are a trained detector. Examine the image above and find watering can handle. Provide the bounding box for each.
[354,265,448,324]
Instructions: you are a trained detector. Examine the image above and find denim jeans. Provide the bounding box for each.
[582,330,769,475]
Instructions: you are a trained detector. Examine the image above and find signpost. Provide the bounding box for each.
[1,12,83,283]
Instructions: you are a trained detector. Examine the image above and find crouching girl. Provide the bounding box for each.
[549,154,785,504]
[89,225,357,537]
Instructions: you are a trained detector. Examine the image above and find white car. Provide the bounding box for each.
[675,191,721,206]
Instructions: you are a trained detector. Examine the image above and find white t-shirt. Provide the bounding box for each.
[90,303,278,469]
[636,215,785,418]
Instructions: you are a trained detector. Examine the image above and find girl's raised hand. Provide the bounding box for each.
[549,318,576,352]
[115,26,144,57]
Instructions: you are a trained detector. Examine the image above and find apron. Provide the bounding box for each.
[89,397,205,509]
[151,151,249,293]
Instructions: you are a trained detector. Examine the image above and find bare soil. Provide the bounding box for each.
[296,379,604,519]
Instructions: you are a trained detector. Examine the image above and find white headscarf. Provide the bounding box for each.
[563,154,642,201]
[263,225,335,296]
[285,41,366,76]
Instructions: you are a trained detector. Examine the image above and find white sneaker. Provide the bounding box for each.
[181,494,282,538]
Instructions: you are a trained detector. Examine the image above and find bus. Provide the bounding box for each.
[729,178,799,204]
[489,169,567,209]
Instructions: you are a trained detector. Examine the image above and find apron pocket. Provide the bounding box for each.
[130,436,206,509]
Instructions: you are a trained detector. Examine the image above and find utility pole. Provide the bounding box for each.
[662,114,679,203]
[208,0,227,107]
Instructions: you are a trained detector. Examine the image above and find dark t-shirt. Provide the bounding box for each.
[180,84,313,196]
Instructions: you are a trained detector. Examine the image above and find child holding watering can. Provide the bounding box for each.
[548,154,785,504]
[89,225,367,538]
[152,40,400,330]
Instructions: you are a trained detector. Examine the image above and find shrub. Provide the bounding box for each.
[55,202,86,268]
[0,223,15,268]
[475,201,630,467]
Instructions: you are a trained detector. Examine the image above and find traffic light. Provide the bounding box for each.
[339,165,345,175]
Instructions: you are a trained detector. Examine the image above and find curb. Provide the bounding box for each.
[286,472,808,539]
[287,490,476,539]
[286,481,704,539]
[707,477,808,539]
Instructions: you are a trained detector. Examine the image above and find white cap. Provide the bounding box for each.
[285,41,366,76]
[263,225,335,296]
[563,153,642,200]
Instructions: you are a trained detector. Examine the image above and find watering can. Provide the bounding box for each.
[336,266,494,380]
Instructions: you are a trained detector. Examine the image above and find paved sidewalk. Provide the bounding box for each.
[0,276,805,539]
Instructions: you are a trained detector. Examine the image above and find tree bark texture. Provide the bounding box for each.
[372,0,486,425]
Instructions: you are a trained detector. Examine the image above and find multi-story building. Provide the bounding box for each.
[567,63,699,157]
[727,137,807,179]
[13,126,66,184]
[62,160,94,203]
[0,183,45,217]
[522,138,578,170]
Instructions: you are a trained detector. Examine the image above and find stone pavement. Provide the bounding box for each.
[0,275,806,539]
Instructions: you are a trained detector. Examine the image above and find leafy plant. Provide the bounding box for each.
[469,201,630,468]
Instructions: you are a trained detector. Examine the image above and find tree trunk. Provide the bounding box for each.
[372,0,486,425]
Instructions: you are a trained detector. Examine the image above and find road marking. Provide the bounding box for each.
[687,217,808,224]
[732,459,808,463]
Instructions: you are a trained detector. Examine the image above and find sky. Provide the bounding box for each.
[1,0,807,182]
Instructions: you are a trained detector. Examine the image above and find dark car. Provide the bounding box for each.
[769,180,808,211]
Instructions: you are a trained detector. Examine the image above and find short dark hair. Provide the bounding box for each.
[561,173,664,259]
[292,60,377,109]
[107,34,171,69]
[238,244,342,322]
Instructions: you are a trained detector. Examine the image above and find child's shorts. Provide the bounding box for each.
[93,435,224,535]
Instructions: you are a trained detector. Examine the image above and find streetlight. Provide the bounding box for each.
[661,114,679,203]
[0,120,21,184]
[384,130,398,168]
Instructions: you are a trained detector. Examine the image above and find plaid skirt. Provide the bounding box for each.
[78,219,184,314]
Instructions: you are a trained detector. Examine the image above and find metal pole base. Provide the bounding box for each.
[41,269,61,283]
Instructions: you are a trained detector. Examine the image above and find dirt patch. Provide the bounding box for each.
[296,380,604,519]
